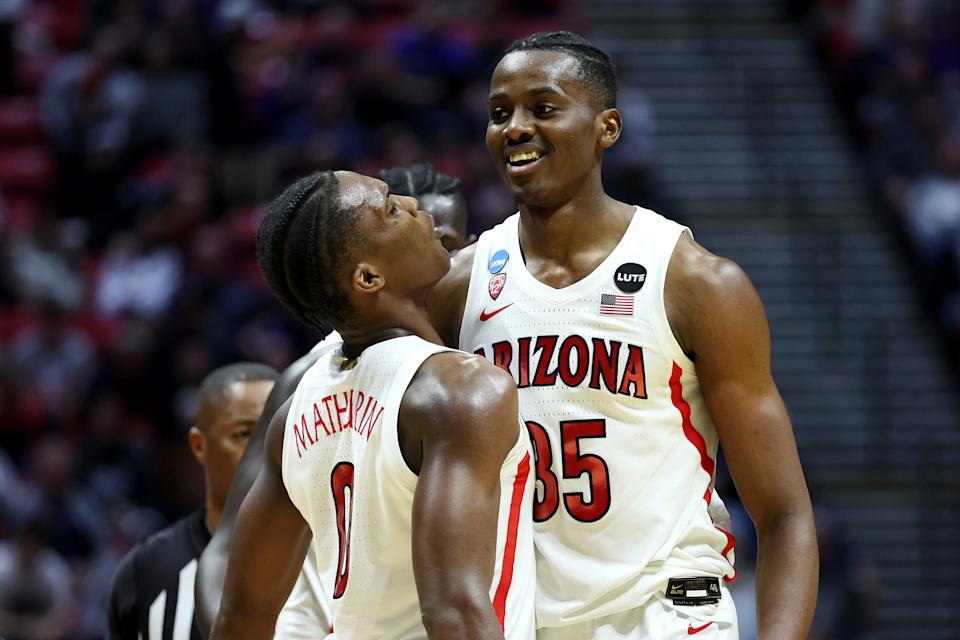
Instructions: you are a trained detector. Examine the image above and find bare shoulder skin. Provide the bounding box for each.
[207,349,522,640]
[399,351,521,638]
[427,242,477,348]
[665,232,819,639]
[195,346,328,636]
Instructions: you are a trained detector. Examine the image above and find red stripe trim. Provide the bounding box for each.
[492,452,531,630]
[669,363,715,477]
[671,362,736,581]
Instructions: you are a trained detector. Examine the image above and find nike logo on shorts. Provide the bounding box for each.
[687,622,714,635]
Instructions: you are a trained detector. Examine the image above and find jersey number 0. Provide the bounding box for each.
[331,461,354,598]
[526,419,611,522]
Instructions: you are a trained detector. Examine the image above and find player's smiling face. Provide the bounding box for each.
[486,50,606,208]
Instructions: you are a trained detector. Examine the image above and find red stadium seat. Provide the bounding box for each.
[0,146,55,193]
[0,99,43,143]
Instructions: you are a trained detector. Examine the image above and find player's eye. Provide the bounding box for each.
[534,103,556,116]
[490,106,509,122]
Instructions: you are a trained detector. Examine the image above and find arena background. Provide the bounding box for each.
[0,0,957,638]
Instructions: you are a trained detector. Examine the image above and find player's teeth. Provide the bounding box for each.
[509,151,542,163]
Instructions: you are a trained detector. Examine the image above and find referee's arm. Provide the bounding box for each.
[108,549,139,639]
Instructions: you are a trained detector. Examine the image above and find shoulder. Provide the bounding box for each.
[668,233,753,294]
[401,351,518,441]
[427,243,478,347]
[666,233,766,357]
[134,510,207,562]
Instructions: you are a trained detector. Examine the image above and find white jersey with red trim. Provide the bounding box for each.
[458,208,736,629]
[276,332,342,640]
[281,335,536,640]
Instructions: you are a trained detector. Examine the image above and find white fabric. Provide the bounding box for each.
[459,208,737,630]
[537,585,739,640]
[281,335,536,639]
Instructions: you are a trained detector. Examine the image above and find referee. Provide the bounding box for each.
[108,363,277,640]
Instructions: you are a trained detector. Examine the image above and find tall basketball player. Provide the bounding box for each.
[207,171,536,639]
[427,32,818,639]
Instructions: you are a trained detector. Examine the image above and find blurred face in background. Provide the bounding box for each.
[189,379,274,522]
[417,192,473,253]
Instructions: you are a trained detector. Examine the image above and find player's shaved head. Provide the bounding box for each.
[196,363,278,433]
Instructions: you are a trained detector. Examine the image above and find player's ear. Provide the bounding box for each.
[597,107,622,149]
[188,426,205,466]
[352,262,385,294]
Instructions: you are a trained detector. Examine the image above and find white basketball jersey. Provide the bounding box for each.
[275,332,342,639]
[459,208,737,628]
[281,335,536,639]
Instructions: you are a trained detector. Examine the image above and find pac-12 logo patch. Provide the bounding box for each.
[488,250,509,274]
[614,263,647,293]
[488,273,506,299]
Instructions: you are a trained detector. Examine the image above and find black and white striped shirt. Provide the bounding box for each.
[108,510,211,640]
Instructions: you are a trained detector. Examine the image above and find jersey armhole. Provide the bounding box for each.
[381,347,455,493]
[649,227,697,372]
[457,232,491,351]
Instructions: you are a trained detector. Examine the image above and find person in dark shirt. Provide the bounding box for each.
[108,362,277,640]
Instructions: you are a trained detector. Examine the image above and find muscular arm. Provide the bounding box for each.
[667,234,818,639]
[400,353,523,639]
[195,346,330,636]
[208,398,309,640]
[426,243,475,347]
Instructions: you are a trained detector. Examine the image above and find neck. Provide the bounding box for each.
[517,177,633,262]
[336,297,443,359]
[205,494,221,533]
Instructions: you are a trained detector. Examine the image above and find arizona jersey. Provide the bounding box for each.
[459,208,737,628]
[281,335,536,639]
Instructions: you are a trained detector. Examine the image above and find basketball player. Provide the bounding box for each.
[108,363,277,640]
[194,164,476,638]
[195,333,342,639]
[207,171,536,639]
[427,32,818,638]
[378,163,476,253]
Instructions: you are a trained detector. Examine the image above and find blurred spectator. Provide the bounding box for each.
[5,302,94,434]
[94,209,182,319]
[0,518,71,640]
[812,0,960,343]
[4,210,86,310]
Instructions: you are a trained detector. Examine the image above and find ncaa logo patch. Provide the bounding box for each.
[614,263,647,293]
[488,249,509,274]
[488,273,507,300]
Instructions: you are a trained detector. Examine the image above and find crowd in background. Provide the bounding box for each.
[0,1,587,637]
[0,0,886,638]
[810,0,960,351]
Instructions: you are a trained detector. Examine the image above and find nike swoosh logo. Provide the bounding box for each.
[479,303,513,321]
[687,622,714,635]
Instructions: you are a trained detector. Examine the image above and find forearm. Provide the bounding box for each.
[421,595,505,640]
[195,533,230,637]
[209,605,278,640]
[754,508,819,639]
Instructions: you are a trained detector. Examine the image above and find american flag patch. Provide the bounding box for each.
[599,293,634,316]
